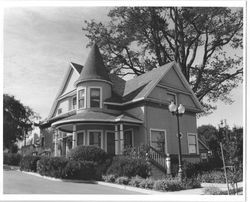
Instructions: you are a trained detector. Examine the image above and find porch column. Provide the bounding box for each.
[115,125,120,155]
[120,123,124,154]
[72,124,77,148]
[54,129,59,157]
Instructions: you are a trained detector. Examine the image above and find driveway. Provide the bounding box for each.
[3,170,143,194]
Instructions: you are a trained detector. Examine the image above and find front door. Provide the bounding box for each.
[106,131,115,155]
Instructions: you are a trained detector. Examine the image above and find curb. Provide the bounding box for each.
[97,181,162,194]
[20,171,97,184]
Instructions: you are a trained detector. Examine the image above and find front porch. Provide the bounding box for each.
[53,123,140,157]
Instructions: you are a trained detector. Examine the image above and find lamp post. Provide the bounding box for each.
[168,101,185,179]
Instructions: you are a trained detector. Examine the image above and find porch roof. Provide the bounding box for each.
[51,109,143,127]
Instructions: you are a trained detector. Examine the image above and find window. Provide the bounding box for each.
[150,129,166,154]
[124,130,133,149]
[77,132,84,146]
[41,137,45,147]
[90,88,101,108]
[187,133,198,154]
[89,131,102,148]
[167,93,176,104]
[57,108,62,115]
[72,97,76,110]
[78,89,86,109]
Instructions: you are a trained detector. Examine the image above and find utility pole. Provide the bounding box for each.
[219,121,230,195]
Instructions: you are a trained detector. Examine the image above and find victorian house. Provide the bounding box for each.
[40,44,206,173]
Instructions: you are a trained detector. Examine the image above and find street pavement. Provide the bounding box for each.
[3,170,143,194]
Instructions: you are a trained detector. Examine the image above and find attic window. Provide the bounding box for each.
[90,87,101,108]
[57,108,62,115]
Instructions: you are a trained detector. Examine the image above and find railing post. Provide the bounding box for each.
[166,153,171,176]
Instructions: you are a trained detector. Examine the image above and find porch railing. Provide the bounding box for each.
[147,146,167,173]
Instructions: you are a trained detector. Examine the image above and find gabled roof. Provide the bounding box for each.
[71,62,83,74]
[105,62,175,104]
[75,44,111,86]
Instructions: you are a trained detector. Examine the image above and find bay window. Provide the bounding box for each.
[90,88,101,108]
[89,131,102,148]
[72,96,76,110]
[78,89,86,109]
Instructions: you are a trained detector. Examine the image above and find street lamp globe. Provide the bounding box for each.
[178,104,185,114]
[168,101,177,112]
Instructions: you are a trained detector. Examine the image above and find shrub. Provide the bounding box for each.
[64,160,98,180]
[37,156,98,180]
[20,155,41,172]
[171,157,223,178]
[203,187,222,195]
[106,156,150,178]
[4,153,22,166]
[102,174,117,183]
[37,156,68,178]
[115,176,129,185]
[69,145,108,163]
[129,176,144,187]
[153,178,183,191]
[198,171,225,183]
[139,178,154,189]
[182,177,201,189]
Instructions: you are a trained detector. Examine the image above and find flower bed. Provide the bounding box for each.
[102,174,201,192]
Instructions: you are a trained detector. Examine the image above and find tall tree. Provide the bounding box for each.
[83,7,243,113]
[3,94,40,151]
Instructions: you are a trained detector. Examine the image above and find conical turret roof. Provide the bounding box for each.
[75,44,111,86]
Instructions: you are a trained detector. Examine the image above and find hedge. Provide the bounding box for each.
[20,155,41,172]
[69,145,109,163]
[106,156,150,178]
[4,153,22,166]
[37,156,99,180]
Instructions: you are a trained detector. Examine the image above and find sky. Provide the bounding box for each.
[3,7,244,129]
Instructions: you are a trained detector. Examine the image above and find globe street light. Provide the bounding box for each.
[168,101,185,179]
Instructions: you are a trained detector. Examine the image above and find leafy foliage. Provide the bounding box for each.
[20,155,41,172]
[4,153,22,166]
[69,145,109,163]
[37,157,98,180]
[83,7,243,113]
[3,94,40,150]
[106,155,150,178]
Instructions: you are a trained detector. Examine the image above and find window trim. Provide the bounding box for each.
[187,133,199,154]
[124,128,134,148]
[149,128,167,154]
[87,130,104,149]
[88,86,102,108]
[77,87,87,109]
[76,130,86,146]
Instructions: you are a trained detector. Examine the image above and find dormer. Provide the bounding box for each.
[74,44,112,111]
